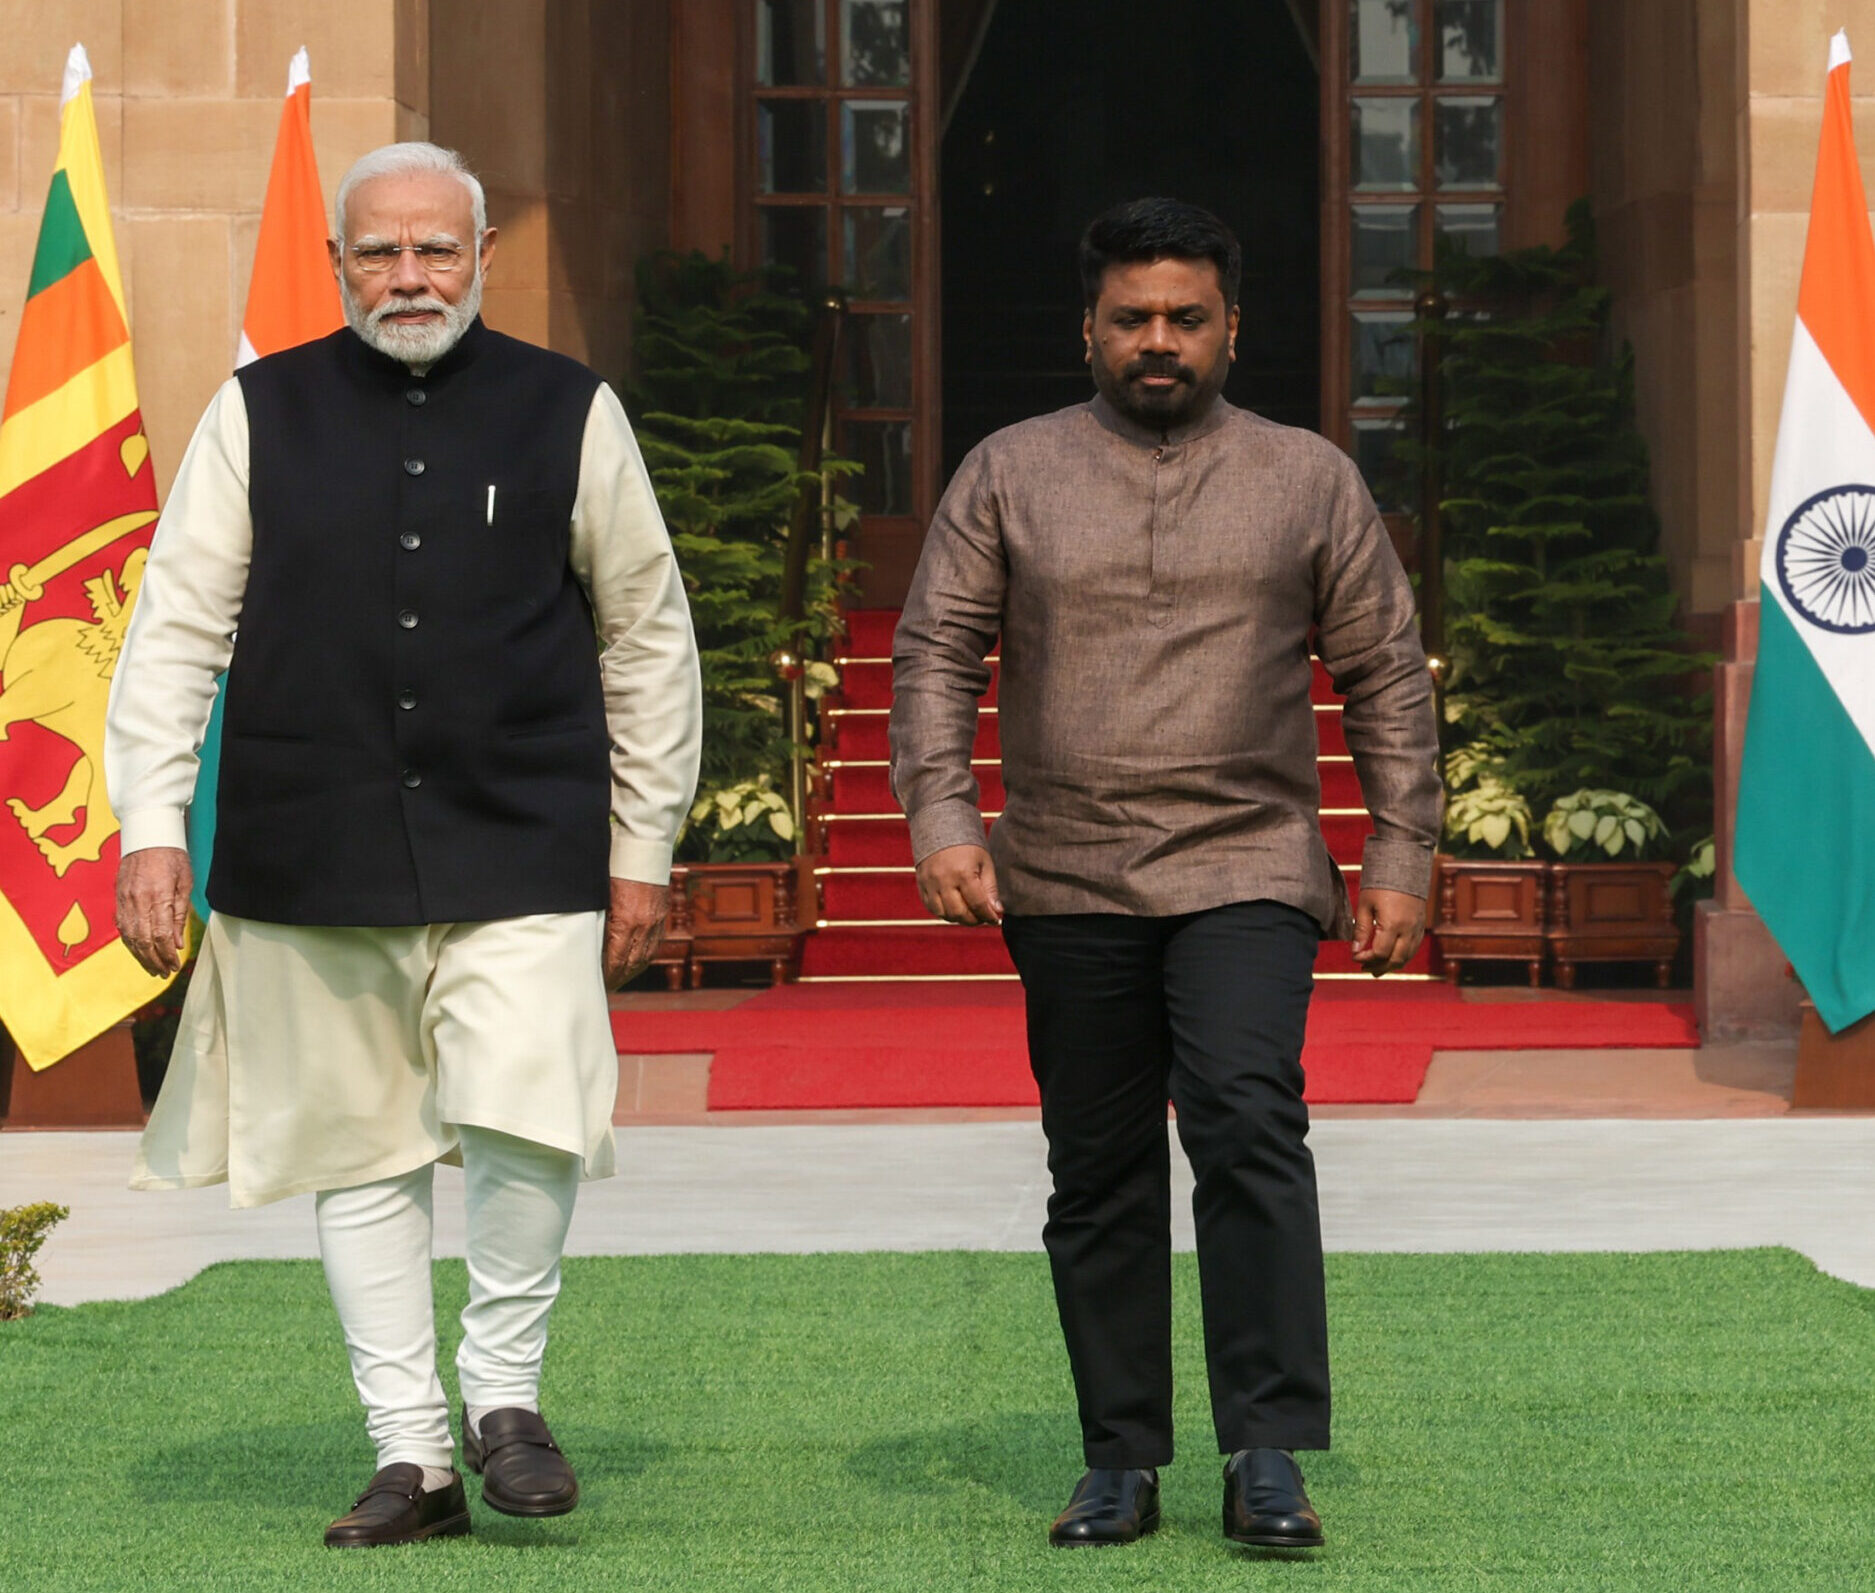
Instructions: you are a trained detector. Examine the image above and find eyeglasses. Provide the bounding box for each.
[347,242,470,274]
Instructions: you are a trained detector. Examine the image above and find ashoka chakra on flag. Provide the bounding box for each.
[1775,482,1875,634]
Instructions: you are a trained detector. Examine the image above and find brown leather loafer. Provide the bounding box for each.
[1223,1448,1324,1548]
[463,1406,579,1517]
[324,1463,471,1548]
[1048,1467,1161,1547]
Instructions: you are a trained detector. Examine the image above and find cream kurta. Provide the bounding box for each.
[108,370,701,1207]
[134,911,619,1207]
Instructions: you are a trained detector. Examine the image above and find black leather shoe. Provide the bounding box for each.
[463,1406,579,1517]
[324,1463,471,1548]
[1223,1448,1323,1548]
[1048,1467,1161,1547]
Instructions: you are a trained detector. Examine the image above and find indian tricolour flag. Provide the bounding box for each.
[185,47,343,917]
[1736,30,1875,1034]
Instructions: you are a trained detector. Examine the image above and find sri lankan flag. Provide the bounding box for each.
[0,44,168,1068]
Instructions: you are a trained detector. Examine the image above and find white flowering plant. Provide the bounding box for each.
[1442,777,1535,859]
[1540,788,1667,863]
[681,775,797,864]
[1440,742,1535,858]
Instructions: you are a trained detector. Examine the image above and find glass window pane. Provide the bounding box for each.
[1352,204,1419,296]
[841,313,914,408]
[845,419,913,514]
[1435,96,1502,189]
[1351,0,1418,85]
[1436,0,1502,82]
[1352,310,1416,404]
[841,0,910,86]
[1352,98,1420,191]
[842,100,911,194]
[758,100,827,194]
[759,205,829,294]
[1436,202,1499,260]
[1352,417,1407,511]
[755,0,824,85]
[843,207,911,299]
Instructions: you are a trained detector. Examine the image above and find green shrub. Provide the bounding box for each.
[627,251,857,817]
[0,1201,69,1320]
[1402,201,1713,845]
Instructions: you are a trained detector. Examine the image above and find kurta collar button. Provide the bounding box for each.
[403,458,426,476]
[398,610,418,629]
[398,691,417,711]
[401,770,422,788]
[400,532,421,550]
[405,388,427,406]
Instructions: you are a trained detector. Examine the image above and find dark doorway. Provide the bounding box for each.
[940,0,1320,476]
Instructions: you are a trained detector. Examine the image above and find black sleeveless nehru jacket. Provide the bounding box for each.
[212,319,610,926]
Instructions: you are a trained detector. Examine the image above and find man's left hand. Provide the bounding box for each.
[1351,887,1427,977]
[604,877,670,989]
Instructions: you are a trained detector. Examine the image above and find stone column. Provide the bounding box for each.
[428,0,670,384]
[1695,599,1800,1036]
[0,1,429,499]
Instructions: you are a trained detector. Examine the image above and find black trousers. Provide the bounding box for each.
[1002,900,1329,1467]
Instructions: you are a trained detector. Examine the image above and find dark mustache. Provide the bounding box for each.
[1124,358,1193,382]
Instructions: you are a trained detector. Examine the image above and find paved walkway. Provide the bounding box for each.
[10,1099,1875,1307]
[6,980,1850,1309]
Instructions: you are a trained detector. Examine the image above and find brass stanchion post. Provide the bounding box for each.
[1416,287,1450,715]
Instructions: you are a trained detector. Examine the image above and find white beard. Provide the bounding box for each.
[341,264,483,367]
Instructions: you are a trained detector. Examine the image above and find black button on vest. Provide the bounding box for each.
[219,319,609,926]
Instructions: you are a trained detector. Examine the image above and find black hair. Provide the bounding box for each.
[1078,197,1242,311]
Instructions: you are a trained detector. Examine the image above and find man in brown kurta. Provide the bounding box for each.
[891,199,1441,1551]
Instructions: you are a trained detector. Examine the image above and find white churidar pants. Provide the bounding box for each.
[315,1124,581,1469]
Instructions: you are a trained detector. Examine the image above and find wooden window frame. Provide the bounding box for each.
[740,0,943,583]
[1321,0,1509,542]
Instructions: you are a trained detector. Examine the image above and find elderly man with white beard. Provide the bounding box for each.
[105,142,701,1547]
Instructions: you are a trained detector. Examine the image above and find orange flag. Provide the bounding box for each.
[189,49,342,918]
[237,48,342,366]
[0,45,167,1067]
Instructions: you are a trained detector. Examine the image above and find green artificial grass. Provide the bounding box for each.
[3,1249,1874,1591]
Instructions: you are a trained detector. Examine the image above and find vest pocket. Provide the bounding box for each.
[478,487,566,532]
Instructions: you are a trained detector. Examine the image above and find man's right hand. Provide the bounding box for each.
[915,844,1004,925]
[116,846,194,977]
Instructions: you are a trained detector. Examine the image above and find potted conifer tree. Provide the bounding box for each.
[629,252,854,985]
[1404,203,1712,982]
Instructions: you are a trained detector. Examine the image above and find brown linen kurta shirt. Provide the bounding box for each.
[890,393,1442,935]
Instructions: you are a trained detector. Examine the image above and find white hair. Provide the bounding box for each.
[334,142,486,240]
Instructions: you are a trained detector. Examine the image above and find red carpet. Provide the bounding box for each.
[610,987,1699,1110]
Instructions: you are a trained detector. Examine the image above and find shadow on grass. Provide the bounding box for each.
[131,1421,670,1515]
[130,1420,360,1505]
[845,1410,1089,1516]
